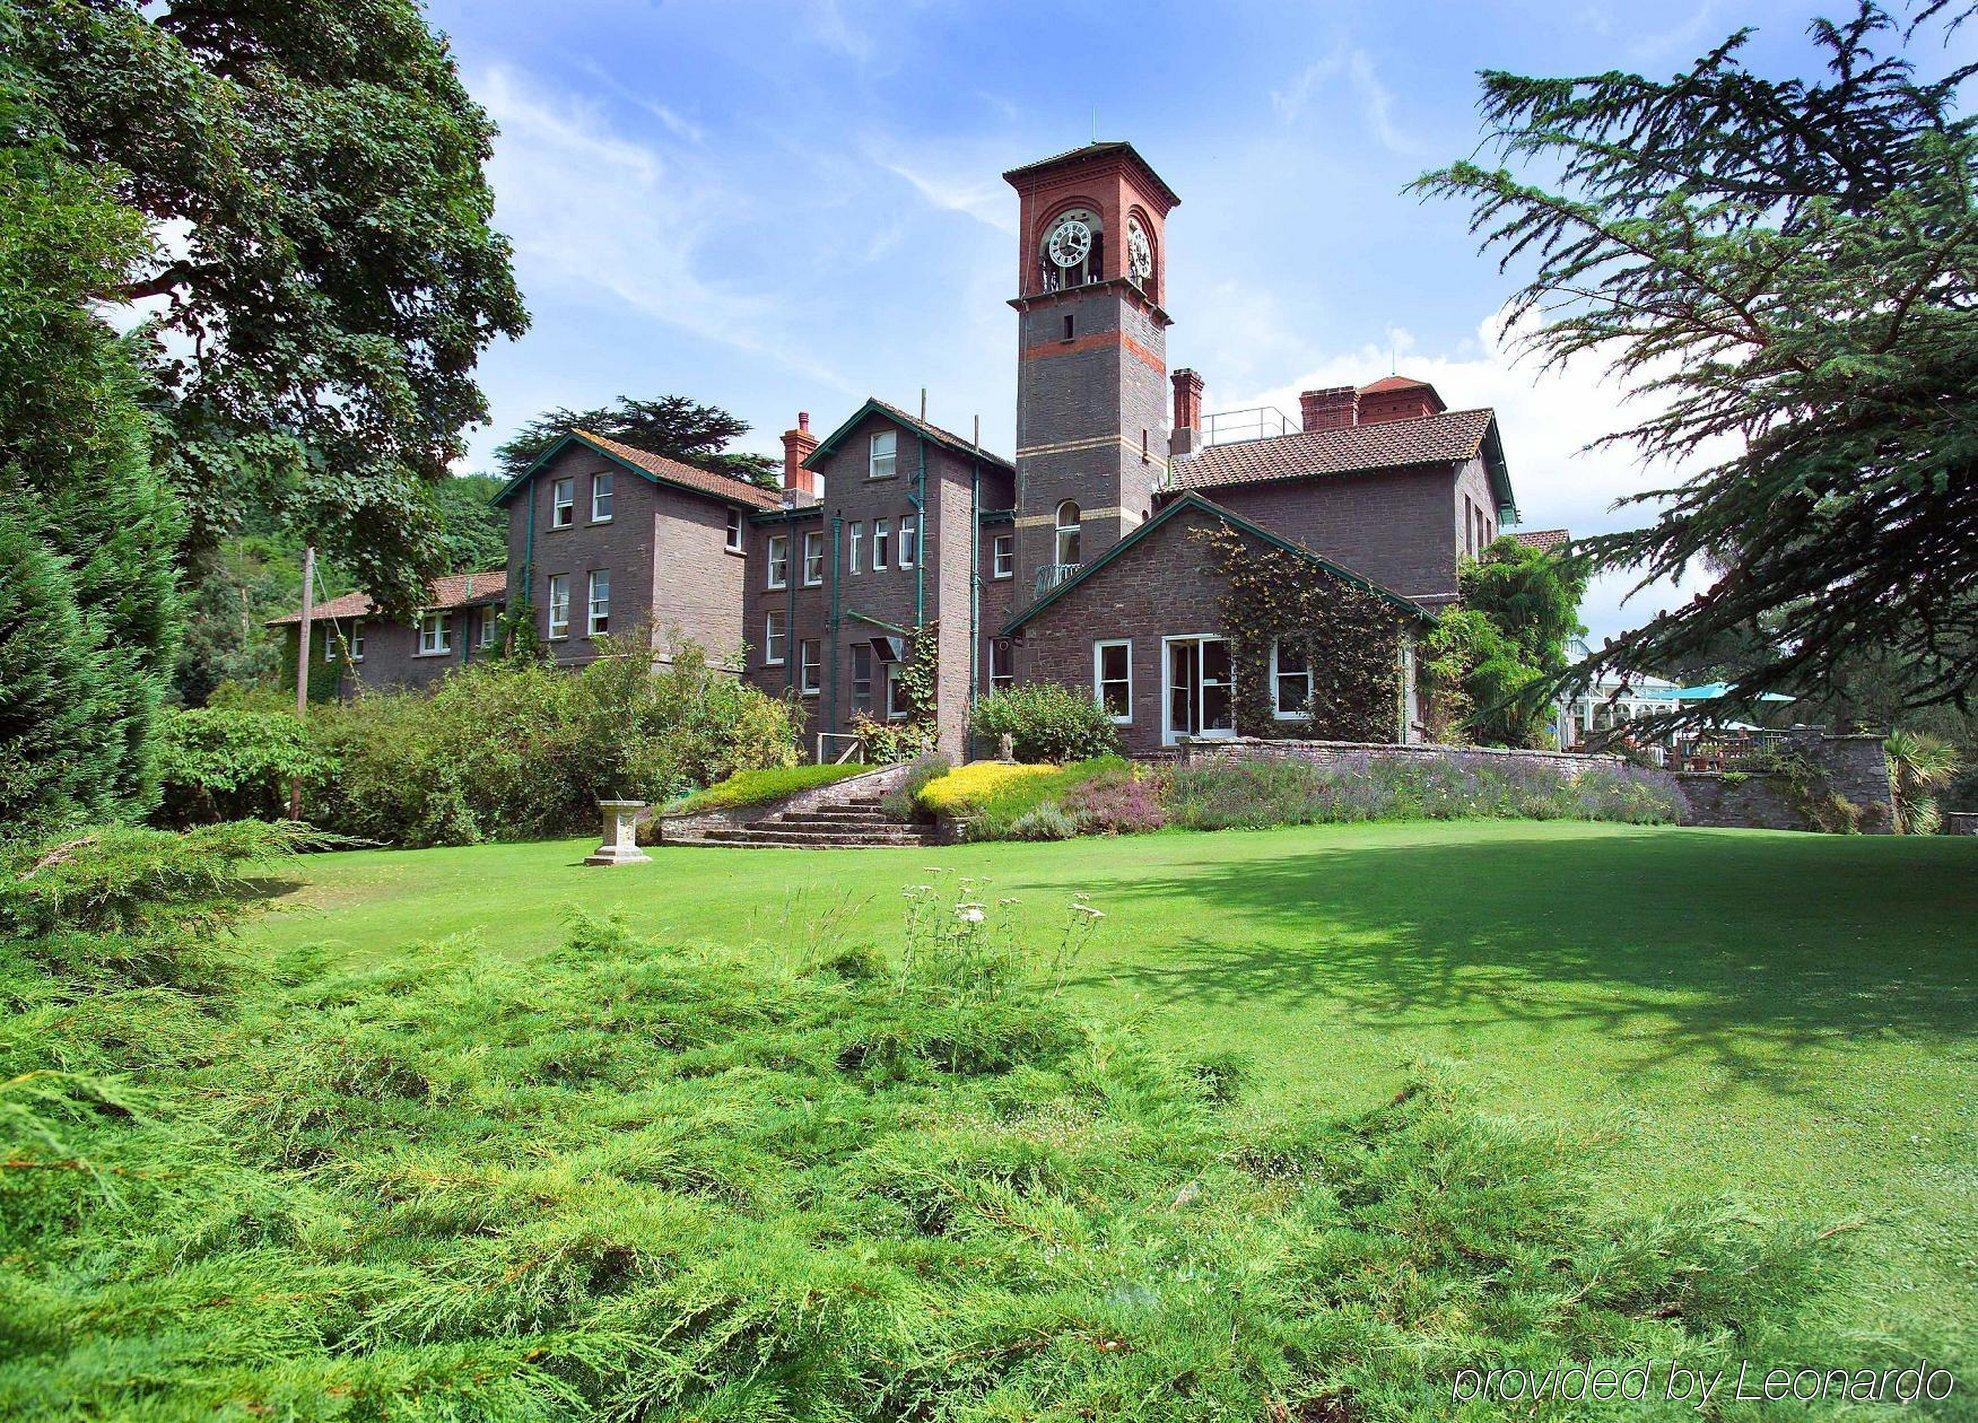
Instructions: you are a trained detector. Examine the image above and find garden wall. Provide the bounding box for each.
[1172,732,1895,834]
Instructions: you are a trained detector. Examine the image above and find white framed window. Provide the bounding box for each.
[416,611,453,657]
[992,532,1014,580]
[586,570,610,637]
[766,533,789,590]
[1055,500,1082,566]
[848,521,864,574]
[851,643,873,710]
[899,514,918,570]
[479,609,500,648]
[873,517,891,570]
[884,660,908,720]
[725,508,744,553]
[989,638,1014,690]
[763,609,787,665]
[868,428,897,479]
[1094,639,1131,723]
[802,530,824,586]
[798,639,820,696]
[591,472,613,522]
[551,477,575,529]
[546,574,570,640]
[325,623,365,663]
[1271,637,1313,720]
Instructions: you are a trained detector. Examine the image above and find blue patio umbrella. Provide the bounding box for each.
[1671,682,1796,703]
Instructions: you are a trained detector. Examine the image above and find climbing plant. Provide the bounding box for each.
[1192,524,1411,743]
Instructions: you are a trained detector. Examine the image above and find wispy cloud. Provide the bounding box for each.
[1272,45,1428,157]
[477,64,850,392]
[866,143,1017,234]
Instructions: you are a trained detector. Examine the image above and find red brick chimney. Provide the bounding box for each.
[781,411,818,497]
[1169,369,1204,456]
[1300,386,1359,432]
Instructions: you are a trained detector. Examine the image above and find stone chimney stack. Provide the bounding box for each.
[1300,386,1359,432]
[781,411,819,497]
[1169,368,1205,457]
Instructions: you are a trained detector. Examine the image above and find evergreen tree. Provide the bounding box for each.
[1417,2,1977,714]
[0,24,180,833]
[492,396,783,490]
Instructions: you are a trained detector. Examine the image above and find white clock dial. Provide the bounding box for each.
[1047,217,1093,268]
[1127,219,1153,281]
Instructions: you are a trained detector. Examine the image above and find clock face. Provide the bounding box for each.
[1127,219,1153,282]
[1047,213,1095,268]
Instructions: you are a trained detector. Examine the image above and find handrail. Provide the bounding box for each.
[1034,562,1083,597]
[816,732,866,765]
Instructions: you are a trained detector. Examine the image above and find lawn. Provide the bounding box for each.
[250,821,1977,1359]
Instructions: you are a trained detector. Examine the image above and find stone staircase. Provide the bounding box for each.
[698,791,942,850]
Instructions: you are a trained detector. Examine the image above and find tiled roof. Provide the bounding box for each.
[1170,408,1496,491]
[1357,374,1436,395]
[267,570,507,626]
[1001,141,1181,207]
[1507,527,1570,552]
[573,430,783,509]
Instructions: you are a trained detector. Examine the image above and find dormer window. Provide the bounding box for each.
[868,429,897,480]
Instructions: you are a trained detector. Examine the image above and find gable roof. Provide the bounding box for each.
[492,430,781,510]
[804,397,1015,474]
[1001,141,1181,208]
[1002,491,1433,635]
[1507,527,1570,553]
[267,570,507,627]
[1169,407,1516,518]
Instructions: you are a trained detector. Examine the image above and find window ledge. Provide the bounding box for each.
[411,649,453,659]
[591,516,613,525]
[725,546,745,557]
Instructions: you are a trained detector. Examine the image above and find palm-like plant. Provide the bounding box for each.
[1885,730,1963,835]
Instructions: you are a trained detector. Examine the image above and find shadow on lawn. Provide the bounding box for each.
[1053,827,1978,1098]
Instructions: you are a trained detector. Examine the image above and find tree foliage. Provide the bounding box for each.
[491,395,782,490]
[15,0,528,610]
[0,21,180,837]
[1416,1,1978,714]
[1427,539,1588,747]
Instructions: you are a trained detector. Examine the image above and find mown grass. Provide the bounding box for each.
[246,821,1978,1385]
[0,830,1859,1419]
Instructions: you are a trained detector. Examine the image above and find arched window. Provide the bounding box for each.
[1040,207,1104,292]
[1055,500,1082,566]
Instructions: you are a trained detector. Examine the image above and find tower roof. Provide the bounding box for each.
[1002,141,1181,208]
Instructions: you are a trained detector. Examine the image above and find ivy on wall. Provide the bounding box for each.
[1191,524,1410,742]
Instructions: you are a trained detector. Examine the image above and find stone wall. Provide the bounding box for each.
[1171,731,1897,834]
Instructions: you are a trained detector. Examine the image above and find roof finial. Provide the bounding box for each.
[1091,106,1097,144]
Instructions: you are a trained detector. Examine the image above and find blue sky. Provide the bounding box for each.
[430,0,1960,640]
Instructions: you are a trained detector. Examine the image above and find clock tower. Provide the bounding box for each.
[1004,142,1180,606]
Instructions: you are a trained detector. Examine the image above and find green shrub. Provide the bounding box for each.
[881,751,951,822]
[848,711,937,764]
[152,708,329,827]
[970,684,1122,763]
[666,762,872,815]
[1163,753,1679,831]
[307,640,800,847]
[1006,802,1080,840]
[955,757,1130,841]
[0,879,1834,1418]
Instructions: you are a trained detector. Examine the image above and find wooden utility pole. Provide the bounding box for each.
[290,544,315,819]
